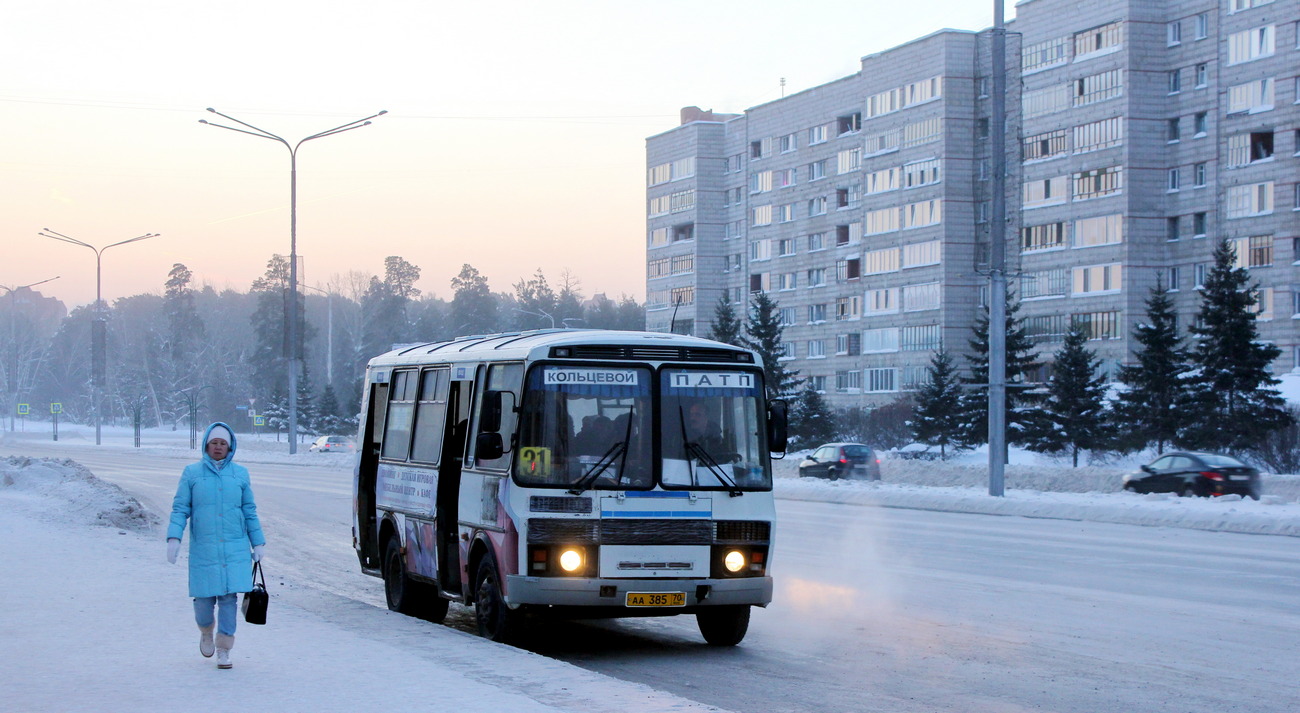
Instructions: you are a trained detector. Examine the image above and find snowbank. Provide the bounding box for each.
[1,454,158,532]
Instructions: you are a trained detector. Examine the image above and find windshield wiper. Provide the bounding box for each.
[568,440,627,495]
[684,441,742,496]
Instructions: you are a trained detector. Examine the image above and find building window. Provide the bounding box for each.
[837,112,862,135]
[1229,235,1273,267]
[1168,168,1181,192]
[672,223,694,242]
[807,268,826,287]
[903,76,943,106]
[835,258,861,282]
[835,369,862,392]
[749,273,769,293]
[902,199,942,229]
[1168,267,1181,291]
[1023,221,1067,251]
[1072,264,1123,294]
[1167,21,1181,46]
[835,295,861,321]
[649,227,669,247]
[903,158,942,188]
[1022,36,1070,73]
[1025,315,1069,344]
[807,196,827,216]
[1072,311,1122,340]
[1225,182,1274,218]
[777,238,795,257]
[808,124,828,145]
[1194,163,1207,187]
[1193,212,1207,237]
[808,233,825,251]
[779,133,797,153]
[863,327,900,353]
[864,127,901,155]
[1195,63,1208,87]
[836,222,863,246]
[1228,78,1274,114]
[865,368,898,393]
[1076,21,1123,57]
[866,88,900,118]
[1167,118,1181,142]
[750,239,771,262]
[903,118,943,147]
[1194,111,1208,136]
[865,167,900,195]
[1023,84,1072,118]
[808,303,827,323]
[778,306,797,326]
[1195,13,1209,39]
[865,287,899,314]
[751,204,772,227]
[837,148,862,174]
[1023,176,1069,207]
[903,240,941,268]
[901,324,942,351]
[648,257,671,279]
[808,340,825,358]
[778,272,797,291]
[1073,166,1124,200]
[1073,117,1123,153]
[1194,263,1209,288]
[1074,70,1124,106]
[1227,25,1275,65]
[669,286,694,305]
[1167,216,1181,241]
[1168,70,1181,94]
[902,282,941,311]
[1022,268,1069,299]
[808,159,828,181]
[864,247,901,275]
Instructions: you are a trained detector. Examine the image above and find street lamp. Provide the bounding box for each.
[37,230,160,445]
[201,107,385,454]
[1,276,59,433]
[177,385,216,450]
[301,284,334,387]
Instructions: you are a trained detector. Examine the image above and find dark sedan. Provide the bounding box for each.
[798,443,881,481]
[1123,451,1260,500]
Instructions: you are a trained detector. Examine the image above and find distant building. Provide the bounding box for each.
[646,0,1299,407]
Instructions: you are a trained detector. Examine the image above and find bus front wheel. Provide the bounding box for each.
[697,605,750,646]
[474,557,521,642]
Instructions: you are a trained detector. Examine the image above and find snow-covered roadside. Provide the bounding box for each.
[0,457,728,713]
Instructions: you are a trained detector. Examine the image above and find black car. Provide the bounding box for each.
[798,443,881,481]
[1123,451,1260,500]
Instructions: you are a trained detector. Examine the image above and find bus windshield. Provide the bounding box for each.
[515,364,653,489]
[660,368,771,491]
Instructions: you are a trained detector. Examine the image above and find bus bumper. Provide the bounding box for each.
[505,575,773,608]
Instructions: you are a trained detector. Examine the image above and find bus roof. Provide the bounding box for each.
[366,329,759,369]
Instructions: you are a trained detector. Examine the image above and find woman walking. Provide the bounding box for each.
[166,422,266,669]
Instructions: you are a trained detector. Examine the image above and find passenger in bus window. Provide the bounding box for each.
[685,402,732,462]
[573,415,615,456]
[165,423,266,670]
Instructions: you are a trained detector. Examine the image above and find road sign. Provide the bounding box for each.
[50,403,63,414]
[253,416,265,426]
[17,404,29,415]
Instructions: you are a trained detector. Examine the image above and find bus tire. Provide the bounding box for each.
[421,590,450,624]
[383,538,421,616]
[474,556,521,643]
[696,605,750,646]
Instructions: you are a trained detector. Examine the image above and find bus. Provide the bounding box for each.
[352,329,787,646]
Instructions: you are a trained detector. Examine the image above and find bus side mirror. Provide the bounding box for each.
[476,432,504,461]
[481,390,504,432]
[767,399,789,453]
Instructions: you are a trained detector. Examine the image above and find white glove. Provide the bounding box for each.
[252,545,265,563]
[166,539,181,564]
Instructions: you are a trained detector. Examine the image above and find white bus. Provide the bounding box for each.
[352,329,787,645]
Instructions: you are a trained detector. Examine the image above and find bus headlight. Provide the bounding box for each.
[559,548,584,573]
[723,550,746,573]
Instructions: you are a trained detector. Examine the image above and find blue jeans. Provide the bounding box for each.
[193,594,238,637]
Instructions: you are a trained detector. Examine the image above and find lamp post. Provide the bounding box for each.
[177,385,216,450]
[301,284,334,387]
[201,107,385,454]
[38,230,160,445]
[1,276,59,433]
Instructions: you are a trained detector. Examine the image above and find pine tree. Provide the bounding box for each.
[743,292,801,398]
[450,264,498,335]
[958,292,1040,448]
[296,364,317,440]
[1022,327,1110,466]
[706,294,744,346]
[1179,240,1291,450]
[1113,276,1189,454]
[788,387,836,450]
[910,348,965,458]
[316,383,345,436]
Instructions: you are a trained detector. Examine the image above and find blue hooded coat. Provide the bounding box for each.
[167,422,266,598]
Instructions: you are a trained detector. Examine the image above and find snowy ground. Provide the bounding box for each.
[0,454,726,713]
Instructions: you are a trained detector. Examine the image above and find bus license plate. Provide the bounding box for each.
[626,591,686,607]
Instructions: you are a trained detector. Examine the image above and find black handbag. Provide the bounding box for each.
[243,561,268,625]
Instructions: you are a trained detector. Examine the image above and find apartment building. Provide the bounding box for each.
[646,0,1299,408]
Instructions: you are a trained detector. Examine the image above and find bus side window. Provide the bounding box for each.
[381,370,418,460]
[410,369,448,464]
[474,363,522,471]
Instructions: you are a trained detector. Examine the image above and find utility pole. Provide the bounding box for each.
[988,0,1009,496]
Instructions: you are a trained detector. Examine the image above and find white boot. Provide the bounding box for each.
[215,633,234,669]
[199,624,215,658]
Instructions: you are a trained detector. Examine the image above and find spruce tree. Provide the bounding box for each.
[788,387,837,450]
[910,348,965,458]
[706,294,744,346]
[1022,327,1110,466]
[1113,276,1188,454]
[1179,240,1291,450]
[958,292,1040,448]
[743,292,802,399]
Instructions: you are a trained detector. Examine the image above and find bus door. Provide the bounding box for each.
[437,373,474,595]
[357,378,389,569]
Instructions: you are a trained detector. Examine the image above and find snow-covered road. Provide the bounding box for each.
[4,428,1300,712]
